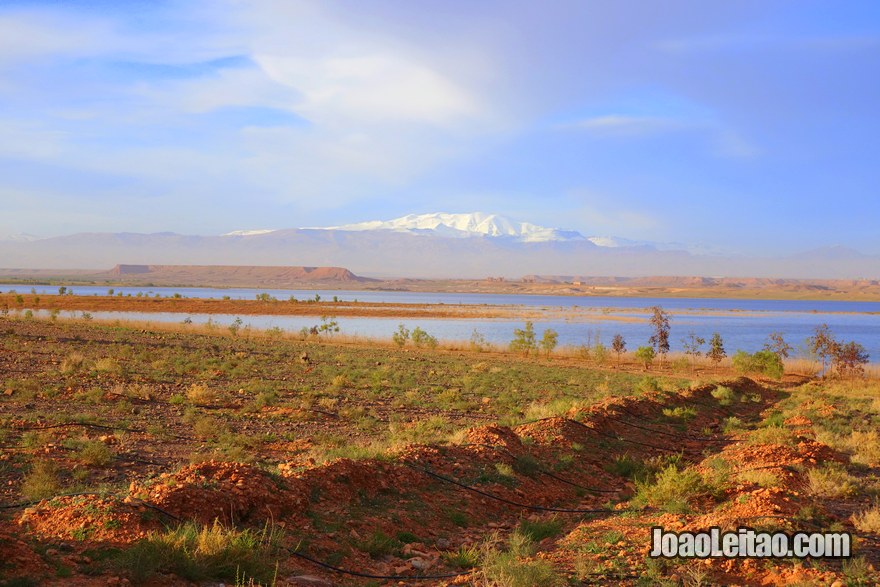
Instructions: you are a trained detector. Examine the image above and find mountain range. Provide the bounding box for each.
[1,212,877,279]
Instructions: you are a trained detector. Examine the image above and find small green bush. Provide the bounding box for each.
[732,350,784,379]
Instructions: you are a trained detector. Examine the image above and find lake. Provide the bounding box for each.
[9,282,878,361]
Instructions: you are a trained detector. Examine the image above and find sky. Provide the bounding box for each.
[0,0,878,255]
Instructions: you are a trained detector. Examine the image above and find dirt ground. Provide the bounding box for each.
[0,318,878,586]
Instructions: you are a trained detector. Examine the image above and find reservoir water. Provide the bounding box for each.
[7,283,879,361]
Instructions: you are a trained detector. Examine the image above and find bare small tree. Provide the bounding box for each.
[763,332,793,361]
[706,332,726,372]
[832,341,869,378]
[611,334,626,367]
[648,306,671,367]
[682,332,705,371]
[808,324,838,377]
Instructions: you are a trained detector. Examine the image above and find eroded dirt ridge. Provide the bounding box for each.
[3,377,859,585]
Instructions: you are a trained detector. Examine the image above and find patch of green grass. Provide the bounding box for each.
[512,454,541,477]
[738,468,780,488]
[354,530,402,559]
[632,465,708,514]
[807,463,859,498]
[479,531,563,587]
[113,521,282,583]
[711,385,737,406]
[517,516,563,542]
[21,459,61,501]
[72,439,114,467]
[446,509,469,527]
[442,544,480,569]
[661,406,697,422]
[852,505,880,533]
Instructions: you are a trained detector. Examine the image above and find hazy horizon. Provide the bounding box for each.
[1,1,879,258]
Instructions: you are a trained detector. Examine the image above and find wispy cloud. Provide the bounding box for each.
[566,114,682,136]
[563,111,759,159]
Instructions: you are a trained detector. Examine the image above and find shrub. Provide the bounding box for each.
[75,440,114,467]
[509,322,537,356]
[732,350,783,379]
[411,327,438,349]
[540,329,558,357]
[228,317,243,336]
[633,465,707,513]
[21,460,61,501]
[591,342,608,365]
[470,329,490,352]
[635,346,655,369]
[392,324,410,347]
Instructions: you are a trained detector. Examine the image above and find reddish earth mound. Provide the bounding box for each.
[132,461,309,525]
[0,521,51,576]
[18,496,160,544]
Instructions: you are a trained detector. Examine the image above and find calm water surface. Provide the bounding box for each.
[14,285,878,362]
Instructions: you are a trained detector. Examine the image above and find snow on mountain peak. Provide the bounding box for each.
[223,229,278,237]
[324,212,587,243]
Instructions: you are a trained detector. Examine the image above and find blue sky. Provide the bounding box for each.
[1,0,878,255]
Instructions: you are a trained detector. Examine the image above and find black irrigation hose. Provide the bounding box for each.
[561,417,685,455]
[12,421,138,432]
[0,442,168,466]
[288,547,470,581]
[404,462,617,515]
[10,420,193,441]
[459,443,618,494]
[603,412,733,444]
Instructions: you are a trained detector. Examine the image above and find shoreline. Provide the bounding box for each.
[3,293,879,321]
[1,275,880,303]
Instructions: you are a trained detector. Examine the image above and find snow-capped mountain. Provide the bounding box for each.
[223,229,277,237]
[318,212,586,243]
[226,212,726,254]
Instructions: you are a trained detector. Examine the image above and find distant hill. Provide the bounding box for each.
[99,264,371,287]
[0,212,877,279]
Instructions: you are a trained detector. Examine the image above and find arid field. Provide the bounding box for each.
[0,313,878,586]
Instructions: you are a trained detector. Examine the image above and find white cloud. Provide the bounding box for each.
[254,53,479,126]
